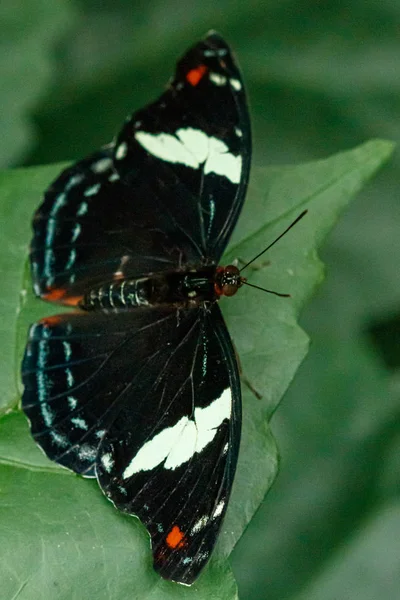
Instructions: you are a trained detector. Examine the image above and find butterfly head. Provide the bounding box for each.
[214,264,245,297]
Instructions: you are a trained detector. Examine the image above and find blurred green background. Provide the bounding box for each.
[2,1,400,598]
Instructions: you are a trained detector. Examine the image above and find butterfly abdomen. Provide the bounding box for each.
[81,267,220,311]
[81,278,153,310]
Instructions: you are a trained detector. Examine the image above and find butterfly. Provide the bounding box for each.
[21,32,251,585]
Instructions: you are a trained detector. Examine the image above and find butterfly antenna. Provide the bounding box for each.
[239,210,308,273]
[242,281,290,297]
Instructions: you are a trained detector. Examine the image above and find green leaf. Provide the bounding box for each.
[0,139,393,598]
[295,503,400,600]
[0,0,76,167]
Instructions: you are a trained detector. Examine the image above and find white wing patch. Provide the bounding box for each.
[84,183,101,197]
[230,78,242,91]
[122,387,232,479]
[191,515,209,534]
[134,128,242,184]
[210,72,227,86]
[91,157,113,173]
[101,452,115,473]
[212,499,225,519]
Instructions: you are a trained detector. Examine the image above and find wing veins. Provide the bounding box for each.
[33,312,176,404]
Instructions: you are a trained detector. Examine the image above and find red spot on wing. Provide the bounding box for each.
[42,287,83,306]
[186,64,207,86]
[166,525,186,549]
[39,315,63,326]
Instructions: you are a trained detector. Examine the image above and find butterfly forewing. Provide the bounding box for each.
[113,32,251,263]
[30,147,197,303]
[22,31,251,585]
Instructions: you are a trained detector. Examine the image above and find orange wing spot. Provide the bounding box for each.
[186,64,207,86]
[42,288,66,302]
[166,525,186,549]
[62,295,84,306]
[39,315,63,326]
[43,288,83,307]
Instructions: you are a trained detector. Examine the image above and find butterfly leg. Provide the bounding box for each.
[232,341,262,400]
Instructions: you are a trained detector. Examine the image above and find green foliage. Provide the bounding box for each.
[0,0,76,167]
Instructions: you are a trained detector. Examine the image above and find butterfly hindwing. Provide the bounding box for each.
[22,304,240,584]
[97,304,240,584]
[22,306,195,474]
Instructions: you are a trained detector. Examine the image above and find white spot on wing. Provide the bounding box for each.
[203,137,242,184]
[213,499,225,519]
[193,387,231,454]
[123,416,189,478]
[65,248,76,270]
[66,368,74,388]
[41,403,53,427]
[77,202,88,216]
[78,445,97,461]
[66,173,84,190]
[176,128,209,164]
[122,387,232,478]
[135,131,198,169]
[204,48,228,57]
[71,417,88,430]
[135,128,241,184]
[84,183,101,197]
[101,453,114,473]
[210,72,227,86]
[230,78,242,91]
[71,223,81,243]
[91,157,112,173]
[164,420,197,469]
[44,220,56,282]
[191,515,208,534]
[50,193,66,217]
[68,396,77,410]
[63,341,72,361]
[115,142,128,160]
[51,431,68,448]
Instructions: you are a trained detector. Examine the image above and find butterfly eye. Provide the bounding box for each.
[215,264,243,297]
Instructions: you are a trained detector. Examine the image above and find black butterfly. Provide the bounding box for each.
[22,32,251,585]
